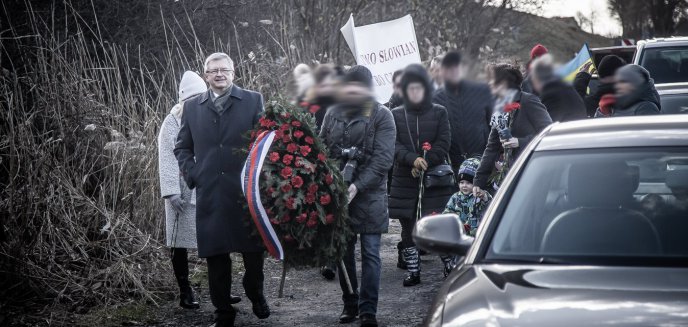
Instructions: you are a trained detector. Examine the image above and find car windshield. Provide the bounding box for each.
[486,147,688,265]
[640,46,688,84]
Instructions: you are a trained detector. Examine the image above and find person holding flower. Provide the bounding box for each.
[473,63,552,197]
[389,64,452,287]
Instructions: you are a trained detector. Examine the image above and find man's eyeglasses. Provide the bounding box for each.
[206,69,234,76]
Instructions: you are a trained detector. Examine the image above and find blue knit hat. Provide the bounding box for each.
[458,157,481,182]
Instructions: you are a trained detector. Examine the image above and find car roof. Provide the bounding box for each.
[535,115,688,151]
[638,37,688,48]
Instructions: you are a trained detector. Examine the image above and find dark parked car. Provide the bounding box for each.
[414,115,688,326]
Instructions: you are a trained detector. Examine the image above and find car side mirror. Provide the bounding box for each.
[412,213,474,256]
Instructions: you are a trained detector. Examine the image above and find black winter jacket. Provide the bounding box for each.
[539,79,587,122]
[433,80,493,163]
[474,91,553,189]
[320,101,396,233]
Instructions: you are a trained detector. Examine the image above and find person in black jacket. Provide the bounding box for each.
[385,69,404,109]
[473,63,553,196]
[320,65,396,327]
[389,64,452,287]
[595,64,661,117]
[573,55,626,117]
[432,51,493,169]
[530,55,586,122]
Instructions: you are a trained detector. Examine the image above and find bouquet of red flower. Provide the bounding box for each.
[242,99,352,268]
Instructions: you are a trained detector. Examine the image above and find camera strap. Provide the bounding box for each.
[403,108,419,154]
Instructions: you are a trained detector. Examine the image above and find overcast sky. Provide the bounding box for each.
[539,0,623,37]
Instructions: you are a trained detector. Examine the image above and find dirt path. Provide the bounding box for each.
[149,220,444,327]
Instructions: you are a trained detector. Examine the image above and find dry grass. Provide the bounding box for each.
[0,1,292,321]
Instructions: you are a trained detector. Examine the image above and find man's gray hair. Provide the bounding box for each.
[204,52,234,72]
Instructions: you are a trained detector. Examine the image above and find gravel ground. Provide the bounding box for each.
[149,219,444,327]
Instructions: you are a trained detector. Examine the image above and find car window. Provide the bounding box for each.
[486,147,688,265]
[640,47,688,84]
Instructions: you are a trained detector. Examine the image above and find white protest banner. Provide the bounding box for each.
[340,14,422,103]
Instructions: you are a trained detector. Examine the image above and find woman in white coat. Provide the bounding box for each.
[157,71,207,309]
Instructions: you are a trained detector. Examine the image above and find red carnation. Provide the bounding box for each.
[325,174,334,185]
[309,105,321,114]
[300,145,312,157]
[291,175,304,188]
[317,152,327,162]
[282,134,292,143]
[305,136,314,145]
[306,218,318,228]
[280,123,290,131]
[280,167,293,179]
[504,102,521,113]
[296,213,308,223]
[422,142,432,151]
[274,129,284,139]
[282,214,292,223]
[286,198,296,210]
[325,214,335,225]
[308,183,318,194]
[287,143,299,153]
[269,152,280,163]
[299,101,309,107]
[319,194,331,205]
[305,193,316,204]
[291,120,301,127]
[282,154,294,165]
[294,158,304,168]
[293,130,304,139]
[309,211,319,220]
[281,183,292,193]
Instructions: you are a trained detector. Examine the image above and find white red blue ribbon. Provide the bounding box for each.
[241,130,284,260]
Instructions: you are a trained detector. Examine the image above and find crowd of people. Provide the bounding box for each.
[156,44,663,326]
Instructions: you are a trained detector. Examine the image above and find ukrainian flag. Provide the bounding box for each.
[557,43,594,82]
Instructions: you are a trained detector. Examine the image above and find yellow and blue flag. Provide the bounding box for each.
[557,43,594,82]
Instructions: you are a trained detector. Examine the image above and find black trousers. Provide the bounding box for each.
[206,252,265,314]
[399,218,416,248]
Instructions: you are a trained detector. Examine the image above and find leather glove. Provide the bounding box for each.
[347,184,358,204]
[167,194,185,214]
[413,157,428,171]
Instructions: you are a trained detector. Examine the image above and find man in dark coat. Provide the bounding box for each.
[530,55,586,122]
[573,54,626,117]
[174,52,268,327]
[595,64,661,117]
[320,65,396,327]
[432,51,493,169]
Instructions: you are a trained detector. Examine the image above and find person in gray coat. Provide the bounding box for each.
[158,71,206,309]
[320,65,396,327]
[595,64,661,117]
[174,53,268,327]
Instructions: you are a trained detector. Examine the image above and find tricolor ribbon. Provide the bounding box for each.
[241,130,284,260]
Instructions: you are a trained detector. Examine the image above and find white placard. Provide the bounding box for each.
[340,14,422,103]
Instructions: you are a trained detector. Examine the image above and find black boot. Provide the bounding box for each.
[171,248,200,309]
[321,264,336,280]
[212,310,236,327]
[360,314,378,327]
[251,295,270,319]
[402,247,421,287]
[339,305,359,323]
[229,294,241,304]
[396,242,407,270]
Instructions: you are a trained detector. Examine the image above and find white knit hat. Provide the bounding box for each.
[178,71,207,101]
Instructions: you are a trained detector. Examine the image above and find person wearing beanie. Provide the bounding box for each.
[573,54,627,117]
[320,65,396,327]
[302,64,343,131]
[521,44,549,94]
[160,71,242,310]
[595,64,661,117]
[388,64,452,287]
[175,53,270,326]
[433,50,493,168]
[530,55,586,122]
[441,157,492,276]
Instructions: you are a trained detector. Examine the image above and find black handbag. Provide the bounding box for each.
[403,109,455,189]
